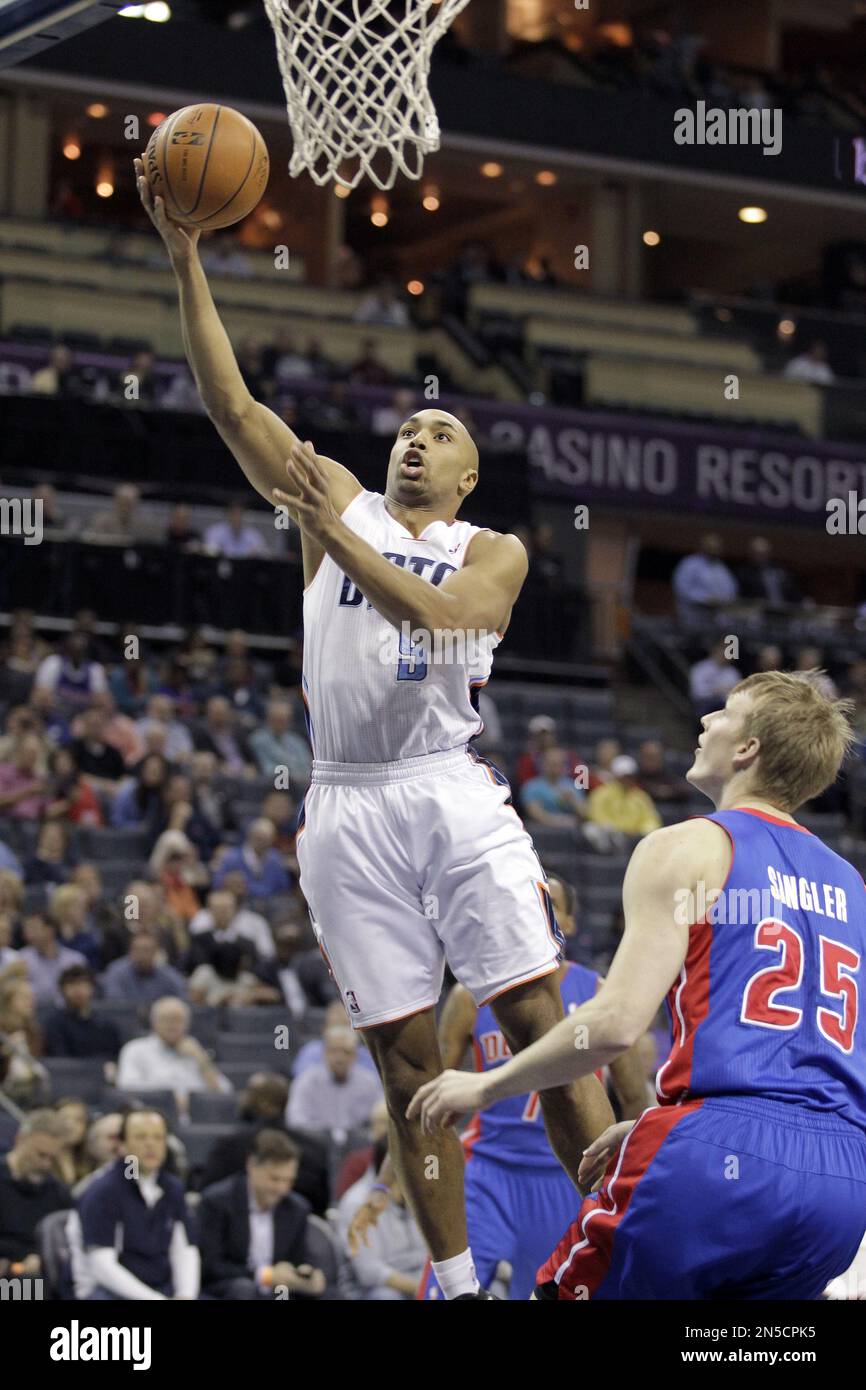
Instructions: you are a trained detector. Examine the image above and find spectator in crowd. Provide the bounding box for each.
[201,234,252,278]
[115,997,231,1109]
[0,839,21,877]
[164,503,202,551]
[108,657,157,717]
[77,1107,199,1300]
[843,657,866,739]
[44,746,104,826]
[186,937,279,1008]
[101,927,188,1005]
[521,747,586,828]
[737,537,799,608]
[515,715,580,786]
[70,863,117,944]
[689,638,742,720]
[70,704,126,791]
[236,336,271,399]
[217,654,266,723]
[333,1099,389,1199]
[783,339,835,384]
[294,939,340,1008]
[270,331,314,383]
[305,380,360,433]
[187,749,230,843]
[23,822,75,888]
[354,278,410,328]
[199,1073,329,1215]
[371,387,415,436]
[214,819,292,899]
[53,1097,91,1187]
[0,968,47,1106]
[71,1112,124,1198]
[249,698,312,785]
[293,1001,378,1080]
[204,501,269,558]
[34,630,108,716]
[258,918,309,1017]
[286,1026,382,1134]
[586,735,623,790]
[754,643,784,674]
[48,884,102,970]
[43,965,120,1060]
[0,870,24,939]
[148,830,207,925]
[546,872,583,965]
[111,752,172,834]
[83,688,147,769]
[199,1129,327,1300]
[0,705,50,772]
[30,344,88,398]
[82,483,158,546]
[0,734,49,820]
[585,753,662,845]
[160,771,222,862]
[19,914,87,1005]
[0,911,19,972]
[0,611,50,674]
[136,695,194,765]
[193,696,254,775]
[349,338,392,387]
[101,879,187,968]
[188,887,275,962]
[260,792,298,861]
[334,242,363,289]
[345,1164,426,1300]
[117,350,159,407]
[672,534,739,627]
[635,739,689,806]
[794,647,838,699]
[0,1111,71,1271]
[36,484,76,539]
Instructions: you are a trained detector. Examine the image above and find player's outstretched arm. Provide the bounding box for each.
[409,817,731,1132]
[133,157,361,519]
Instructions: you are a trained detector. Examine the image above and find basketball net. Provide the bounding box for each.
[263,0,471,190]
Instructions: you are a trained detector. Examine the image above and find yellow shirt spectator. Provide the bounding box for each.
[586,755,662,837]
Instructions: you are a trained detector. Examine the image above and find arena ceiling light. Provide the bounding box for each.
[738,206,768,224]
[119,2,171,19]
[642,229,661,246]
[480,161,503,178]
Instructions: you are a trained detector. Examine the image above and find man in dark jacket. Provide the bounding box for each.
[198,1072,329,1214]
[0,1111,71,1271]
[199,1129,327,1299]
[43,965,120,1059]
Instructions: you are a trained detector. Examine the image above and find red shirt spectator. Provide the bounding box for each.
[515,716,579,786]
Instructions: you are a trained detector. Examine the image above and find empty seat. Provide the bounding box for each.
[220,1005,293,1034]
[105,1086,179,1124]
[43,1058,108,1103]
[78,827,151,861]
[216,1033,293,1072]
[181,1123,237,1175]
[188,1091,240,1124]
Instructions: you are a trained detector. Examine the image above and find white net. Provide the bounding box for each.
[263,0,471,190]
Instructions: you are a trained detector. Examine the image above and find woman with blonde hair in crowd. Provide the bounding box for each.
[52,1095,91,1186]
[0,966,48,1107]
[149,830,208,927]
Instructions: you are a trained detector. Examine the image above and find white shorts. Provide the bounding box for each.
[295,745,563,1029]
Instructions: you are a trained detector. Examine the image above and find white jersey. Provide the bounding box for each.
[301,490,502,763]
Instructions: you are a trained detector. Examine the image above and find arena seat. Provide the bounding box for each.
[43,1057,110,1103]
[219,1005,293,1034]
[216,1033,294,1072]
[182,1122,238,1176]
[188,1091,241,1124]
[106,1086,180,1123]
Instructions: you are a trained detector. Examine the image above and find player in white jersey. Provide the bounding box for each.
[137,164,614,1300]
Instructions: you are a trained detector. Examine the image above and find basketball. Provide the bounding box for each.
[144,103,269,231]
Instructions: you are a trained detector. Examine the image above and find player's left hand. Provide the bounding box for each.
[407,1069,489,1134]
[273,440,339,542]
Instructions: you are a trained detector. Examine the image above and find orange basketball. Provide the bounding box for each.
[144,103,269,231]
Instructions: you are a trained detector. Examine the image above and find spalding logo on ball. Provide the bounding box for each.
[145,103,269,231]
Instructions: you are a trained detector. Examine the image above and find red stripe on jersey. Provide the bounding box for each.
[655,814,734,1103]
[537,1099,702,1299]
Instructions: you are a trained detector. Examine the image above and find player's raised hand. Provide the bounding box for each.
[407,1068,488,1135]
[274,440,340,542]
[577,1120,634,1192]
[134,156,201,264]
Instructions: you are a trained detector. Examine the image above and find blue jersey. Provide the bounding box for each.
[657,808,866,1131]
[464,961,600,1167]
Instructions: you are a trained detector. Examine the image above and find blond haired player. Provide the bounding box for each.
[413,672,866,1300]
[135,161,613,1300]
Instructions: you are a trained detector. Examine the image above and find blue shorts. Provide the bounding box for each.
[418,1151,577,1301]
[538,1096,866,1300]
